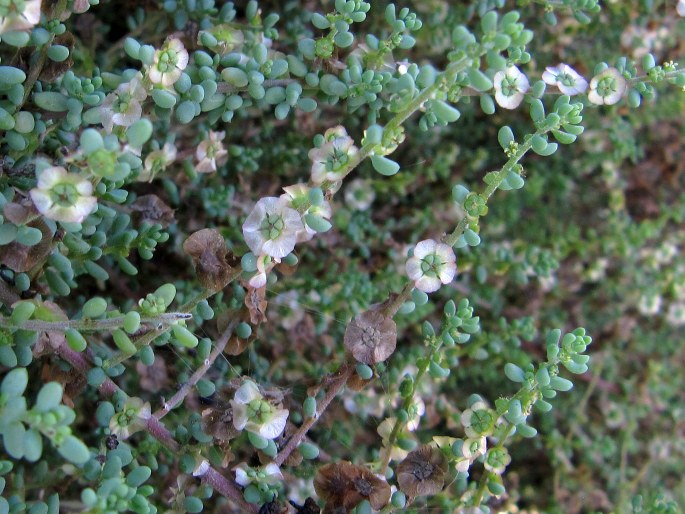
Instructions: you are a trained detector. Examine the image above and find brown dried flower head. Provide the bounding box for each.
[343,311,397,365]
[397,444,448,498]
[183,228,234,291]
[314,461,391,513]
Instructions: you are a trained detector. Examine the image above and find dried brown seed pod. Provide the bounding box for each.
[397,444,448,498]
[343,311,397,365]
[314,461,391,513]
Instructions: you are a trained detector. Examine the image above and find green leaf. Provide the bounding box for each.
[57,435,90,464]
[0,107,15,131]
[0,66,26,85]
[47,45,70,62]
[23,428,43,462]
[370,155,400,176]
[504,363,525,382]
[247,430,268,449]
[311,12,330,29]
[10,302,36,325]
[65,329,87,352]
[1,368,29,396]
[151,88,177,109]
[516,423,537,438]
[154,284,176,306]
[3,422,26,459]
[113,329,137,354]
[82,297,108,318]
[33,92,69,112]
[432,100,461,123]
[498,126,514,150]
[126,466,152,487]
[184,497,204,514]
[126,119,153,146]
[35,382,63,412]
[466,67,493,92]
[299,442,320,459]
[304,213,332,232]
[171,324,198,348]
[550,376,573,391]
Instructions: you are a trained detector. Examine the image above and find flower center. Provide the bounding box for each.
[158,49,178,72]
[353,477,373,496]
[360,326,380,348]
[259,212,285,241]
[113,91,133,114]
[597,76,619,97]
[326,147,349,172]
[501,76,520,97]
[411,461,435,481]
[420,253,443,276]
[558,73,575,87]
[51,183,79,207]
[246,399,272,424]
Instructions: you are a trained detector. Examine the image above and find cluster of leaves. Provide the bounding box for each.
[0,0,684,513]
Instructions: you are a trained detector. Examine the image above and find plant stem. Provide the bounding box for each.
[377,337,441,475]
[19,0,69,109]
[154,321,237,419]
[55,324,257,513]
[0,312,190,332]
[273,362,354,467]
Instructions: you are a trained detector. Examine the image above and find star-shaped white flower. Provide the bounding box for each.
[405,239,457,293]
[588,67,626,105]
[542,64,588,96]
[308,126,358,185]
[234,463,283,487]
[0,0,41,34]
[147,38,189,87]
[230,381,289,439]
[140,142,177,182]
[30,166,97,223]
[280,184,332,242]
[242,197,304,259]
[100,74,147,133]
[196,131,228,173]
[493,66,530,109]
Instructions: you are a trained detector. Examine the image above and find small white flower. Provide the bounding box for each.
[588,67,626,105]
[666,302,685,327]
[230,381,289,439]
[493,66,529,109]
[234,463,283,487]
[280,184,332,242]
[638,294,662,316]
[678,0,685,16]
[405,239,457,293]
[0,0,41,34]
[147,38,189,87]
[461,436,488,459]
[30,166,97,223]
[243,197,304,259]
[140,142,177,182]
[542,64,588,96]
[100,74,147,133]
[344,179,376,211]
[196,131,228,173]
[308,126,358,185]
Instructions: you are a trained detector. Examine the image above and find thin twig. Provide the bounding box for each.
[154,320,237,419]
[273,363,354,467]
[55,338,257,513]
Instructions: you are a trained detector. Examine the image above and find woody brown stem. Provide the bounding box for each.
[274,362,355,467]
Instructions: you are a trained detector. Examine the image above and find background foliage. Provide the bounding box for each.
[1,0,684,513]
